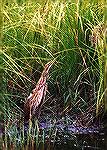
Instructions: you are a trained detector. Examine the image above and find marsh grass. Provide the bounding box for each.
[1,0,106,149]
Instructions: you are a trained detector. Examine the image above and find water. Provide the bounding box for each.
[23,120,106,150]
[43,125,106,150]
[0,116,107,150]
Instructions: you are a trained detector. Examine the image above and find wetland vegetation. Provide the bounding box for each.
[0,0,107,149]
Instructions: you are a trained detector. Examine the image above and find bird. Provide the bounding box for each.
[24,61,54,121]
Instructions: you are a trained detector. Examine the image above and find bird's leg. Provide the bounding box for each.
[28,106,32,132]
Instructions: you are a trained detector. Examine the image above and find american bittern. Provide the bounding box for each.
[24,61,54,121]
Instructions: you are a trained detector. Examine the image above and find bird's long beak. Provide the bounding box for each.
[45,59,55,69]
[46,57,58,68]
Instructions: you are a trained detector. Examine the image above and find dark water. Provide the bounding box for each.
[47,129,106,150]
[23,132,106,150]
[43,131,106,150]
[23,121,106,150]
[0,118,107,150]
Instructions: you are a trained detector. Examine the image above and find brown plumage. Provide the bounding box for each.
[24,61,54,121]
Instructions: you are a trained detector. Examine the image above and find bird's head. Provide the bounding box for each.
[42,60,55,77]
